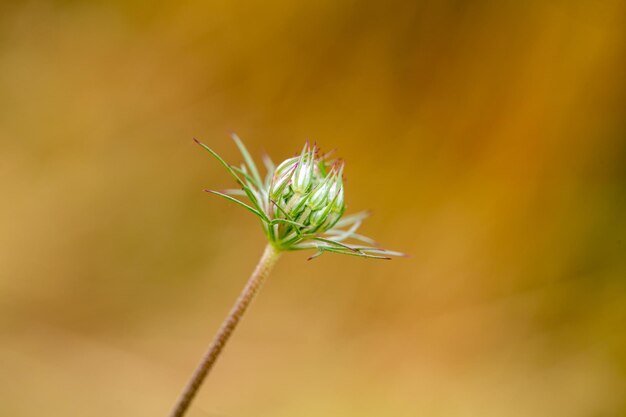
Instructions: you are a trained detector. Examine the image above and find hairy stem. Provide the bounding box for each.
[169,244,281,417]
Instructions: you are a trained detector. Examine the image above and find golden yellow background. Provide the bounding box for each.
[1,1,625,416]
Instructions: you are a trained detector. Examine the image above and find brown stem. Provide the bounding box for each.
[168,244,281,417]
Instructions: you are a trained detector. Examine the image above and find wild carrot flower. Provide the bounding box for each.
[197,134,403,260]
[169,134,403,417]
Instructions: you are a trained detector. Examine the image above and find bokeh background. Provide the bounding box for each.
[1,1,625,416]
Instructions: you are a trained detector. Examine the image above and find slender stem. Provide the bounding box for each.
[169,244,281,417]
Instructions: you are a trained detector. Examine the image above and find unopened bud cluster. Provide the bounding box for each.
[197,134,402,259]
[269,143,344,247]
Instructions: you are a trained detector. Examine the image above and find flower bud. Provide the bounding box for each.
[197,134,403,259]
[269,144,345,245]
[290,143,315,193]
[269,156,298,200]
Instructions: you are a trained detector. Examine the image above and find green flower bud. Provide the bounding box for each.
[197,134,404,259]
[269,156,298,200]
[290,143,315,193]
[269,146,345,246]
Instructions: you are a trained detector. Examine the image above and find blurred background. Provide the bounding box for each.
[1,1,625,416]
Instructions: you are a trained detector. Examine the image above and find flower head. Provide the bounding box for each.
[195,134,404,260]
